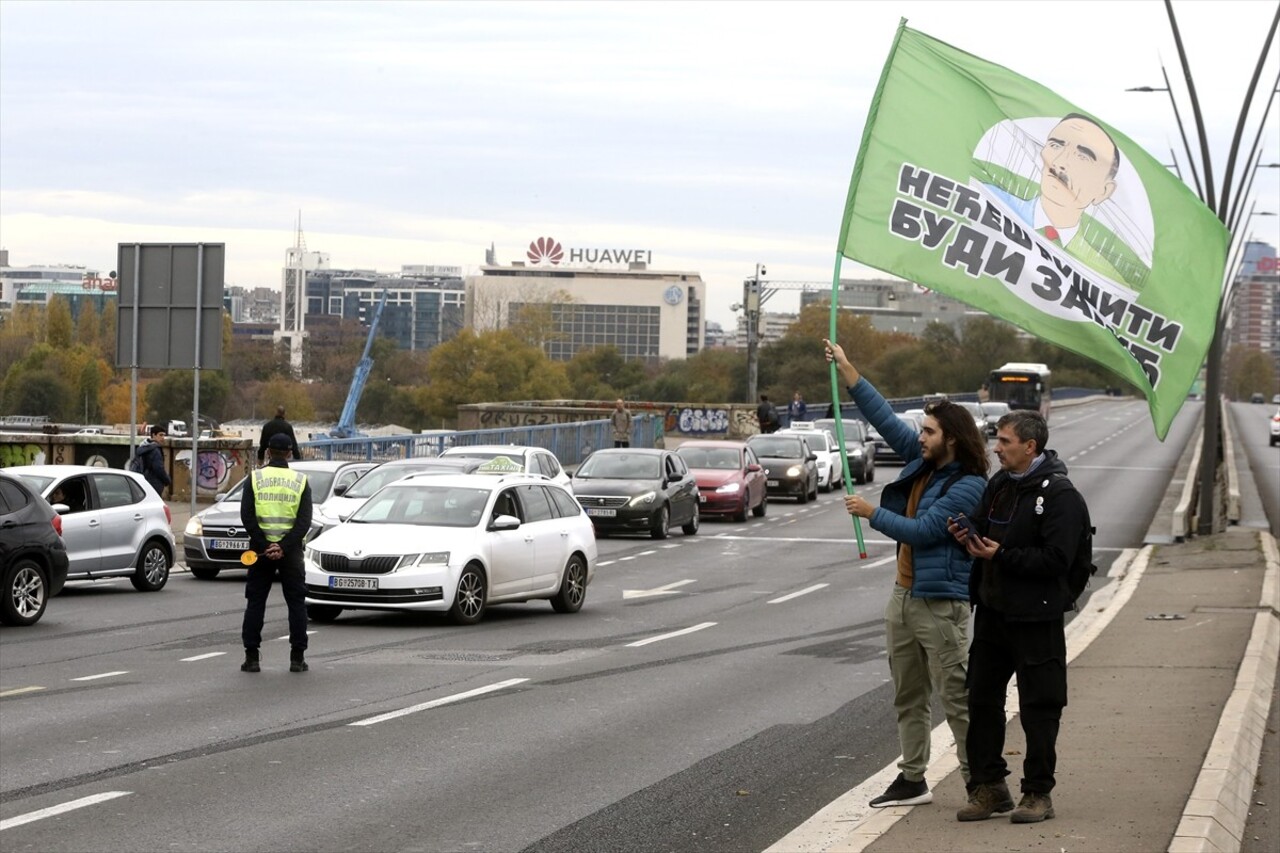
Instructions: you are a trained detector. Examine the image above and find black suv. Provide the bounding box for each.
[0,472,70,626]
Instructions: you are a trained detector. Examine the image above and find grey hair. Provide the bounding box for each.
[997,409,1049,453]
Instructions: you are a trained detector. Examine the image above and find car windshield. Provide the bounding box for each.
[981,402,1010,417]
[347,464,453,498]
[446,450,525,462]
[300,470,337,500]
[748,437,805,457]
[896,414,920,431]
[816,420,867,442]
[349,485,492,527]
[15,474,55,493]
[677,447,742,470]
[956,402,984,418]
[576,453,661,479]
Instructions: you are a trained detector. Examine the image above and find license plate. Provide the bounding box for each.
[698,495,706,503]
[766,480,779,487]
[329,576,377,590]
[210,538,249,551]
[586,507,616,518]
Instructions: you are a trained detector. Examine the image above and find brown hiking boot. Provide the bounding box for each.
[956,781,1015,821]
[1011,792,1055,823]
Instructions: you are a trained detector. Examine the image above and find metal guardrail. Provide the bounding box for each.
[300,415,664,466]
[1222,397,1241,525]
[792,387,1114,427]
[1173,420,1203,543]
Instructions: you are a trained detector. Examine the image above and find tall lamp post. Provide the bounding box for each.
[1128,0,1279,535]
[743,263,766,403]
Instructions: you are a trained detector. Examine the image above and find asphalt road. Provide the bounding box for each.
[0,399,1216,852]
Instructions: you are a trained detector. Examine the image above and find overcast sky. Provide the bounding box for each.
[2,0,1277,329]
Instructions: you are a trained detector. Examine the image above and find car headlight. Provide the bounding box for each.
[305,546,317,565]
[714,482,741,494]
[849,448,863,457]
[398,551,450,569]
[629,491,657,506]
[817,460,829,469]
[185,517,203,536]
[786,466,802,477]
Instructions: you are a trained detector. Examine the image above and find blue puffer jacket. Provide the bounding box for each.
[848,378,986,600]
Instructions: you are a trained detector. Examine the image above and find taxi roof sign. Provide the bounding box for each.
[476,456,524,474]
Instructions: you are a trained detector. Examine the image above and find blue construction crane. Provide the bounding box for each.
[330,288,389,439]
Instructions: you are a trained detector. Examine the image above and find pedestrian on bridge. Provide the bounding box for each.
[258,406,301,464]
[611,399,633,448]
[826,339,988,810]
[240,432,313,674]
[949,409,1088,824]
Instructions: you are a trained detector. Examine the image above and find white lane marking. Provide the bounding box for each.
[660,544,681,549]
[70,672,128,682]
[597,560,617,566]
[861,555,897,568]
[180,652,227,662]
[619,555,636,562]
[0,686,45,698]
[626,622,717,648]
[0,791,132,831]
[1069,465,1168,471]
[710,534,898,547]
[637,550,656,557]
[274,630,319,641]
[768,583,829,604]
[623,579,696,600]
[349,678,529,727]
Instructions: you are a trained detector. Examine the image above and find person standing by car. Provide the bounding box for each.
[825,339,988,809]
[949,410,1087,824]
[258,405,301,464]
[240,432,313,674]
[136,425,171,498]
[611,399,633,448]
[788,391,808,425]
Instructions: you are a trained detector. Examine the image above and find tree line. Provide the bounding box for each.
[6,296,1266,430]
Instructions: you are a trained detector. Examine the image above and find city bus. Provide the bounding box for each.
[986,362,1052,421]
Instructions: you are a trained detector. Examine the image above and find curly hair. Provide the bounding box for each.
[923,401,990,477]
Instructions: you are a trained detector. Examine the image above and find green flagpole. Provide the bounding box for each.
[828,252,867,559]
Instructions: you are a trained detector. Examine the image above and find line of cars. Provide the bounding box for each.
[1,416,926,629]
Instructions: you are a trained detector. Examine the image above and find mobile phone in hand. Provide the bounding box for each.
[954,514,980,540]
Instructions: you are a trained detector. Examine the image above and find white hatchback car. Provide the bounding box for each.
[305,473,597,625]
[6,465,175,591]
[439,444,571,487]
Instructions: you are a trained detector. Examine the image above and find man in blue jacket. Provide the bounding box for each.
[826,340,989,810]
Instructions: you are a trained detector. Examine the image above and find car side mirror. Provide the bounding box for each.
[52,503,70,514]
[746,463,761,473]
[333,484,348,496]
[490,514,521,531]
[807,454,818,462]
[214,494,226,503]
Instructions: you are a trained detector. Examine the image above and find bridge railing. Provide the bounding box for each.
[300,415,664,466]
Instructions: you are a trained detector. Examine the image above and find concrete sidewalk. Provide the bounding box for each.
[769,423,1279,852]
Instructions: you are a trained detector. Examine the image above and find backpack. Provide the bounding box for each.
[128,447,147,474]
[1050,473,1097,609]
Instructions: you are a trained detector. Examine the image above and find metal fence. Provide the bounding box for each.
[786,387,1110,427]
[300,414,664,466]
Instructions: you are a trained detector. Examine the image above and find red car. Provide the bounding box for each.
[675,440,768,522]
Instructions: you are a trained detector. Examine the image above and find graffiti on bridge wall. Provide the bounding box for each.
[665,407,730,436]
[475,410,567,428]
[0,444,46,468]
[175,449,246,493]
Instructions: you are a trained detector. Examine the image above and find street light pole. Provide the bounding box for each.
[744,263,765,403]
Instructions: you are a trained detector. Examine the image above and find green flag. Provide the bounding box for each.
[839,22,1229,440]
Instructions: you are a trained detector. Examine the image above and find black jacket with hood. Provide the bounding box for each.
[969,449,1087,621]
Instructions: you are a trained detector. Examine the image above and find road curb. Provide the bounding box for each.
[1170,531,1280,853]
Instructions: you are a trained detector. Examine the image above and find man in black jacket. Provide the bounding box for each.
[137,425,171,498]
[948,409,1087,825]
[258,406,301,464]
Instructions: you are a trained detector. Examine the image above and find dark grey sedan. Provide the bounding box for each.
[745,434,820,503]
[569,448,700,539]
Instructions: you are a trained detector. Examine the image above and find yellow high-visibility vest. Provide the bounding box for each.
[252,467,307,543]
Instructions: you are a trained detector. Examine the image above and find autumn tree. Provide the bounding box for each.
[415,329,569,426]
[46,295,73,348]
[1225,345,1276,401]
[565,346,647,400]
[144,370,232,423]
[251,377,317,422]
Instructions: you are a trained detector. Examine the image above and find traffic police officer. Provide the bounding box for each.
[240,431,313,673]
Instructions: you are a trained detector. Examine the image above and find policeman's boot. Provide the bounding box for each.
[290,647,308,673]
[240,647,260,673]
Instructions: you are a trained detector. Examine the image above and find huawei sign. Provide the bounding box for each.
[527,237,564,265]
